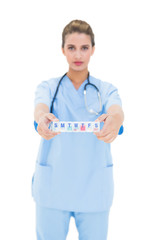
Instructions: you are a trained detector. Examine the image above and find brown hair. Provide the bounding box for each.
[62,19,95,48]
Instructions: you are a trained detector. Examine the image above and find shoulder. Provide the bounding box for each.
[90,75,117,94]
[40,76,60,88]
[47,76,61,93]
[36,76,61,95]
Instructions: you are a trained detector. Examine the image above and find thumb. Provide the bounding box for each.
[46,113,59,122]
[95,113,109,122]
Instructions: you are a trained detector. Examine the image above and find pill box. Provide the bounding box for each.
[50,121,100,132]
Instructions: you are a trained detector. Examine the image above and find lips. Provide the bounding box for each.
[74,62,83,66]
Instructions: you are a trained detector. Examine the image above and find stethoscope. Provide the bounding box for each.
[50,72,102,115]
[34,72,124,134]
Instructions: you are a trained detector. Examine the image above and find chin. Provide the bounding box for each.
[70,65,87,72]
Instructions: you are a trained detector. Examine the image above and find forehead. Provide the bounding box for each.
[64,32,91,46]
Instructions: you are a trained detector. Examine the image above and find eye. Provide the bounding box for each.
[82,46,88,50]
[68,46,74,50]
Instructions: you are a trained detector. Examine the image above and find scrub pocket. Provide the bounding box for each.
[31,162,53,205]
[102,164,114,209]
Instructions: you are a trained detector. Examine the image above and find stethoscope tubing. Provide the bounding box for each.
[50,72,102,115]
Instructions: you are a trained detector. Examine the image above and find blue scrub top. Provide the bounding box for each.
[31,74,122,212]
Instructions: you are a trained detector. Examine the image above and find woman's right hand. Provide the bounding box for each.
[37,113,61,140]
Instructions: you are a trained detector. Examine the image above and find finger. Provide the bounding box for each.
[106,136,117,143]
[95,113,109,123]
[49,130,61,135]
[38,115,58,132]
[47,113,59,122]
[38,122,50,134]
[94,128,110,137]
[94,115,115,137]
[102,134,117,143]
[42,113,59,126]
[38,129,61,138]
[38,123,60,135]
[94,115,110,137]
[106,131,118,143]
[104,134,117,143]
[41,133,59,140]
[45,130,61,136]
[96,132,113,142]
[44,129,61,136]
[94,123,111,137]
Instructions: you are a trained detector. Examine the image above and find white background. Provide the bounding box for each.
[0,0,160,239]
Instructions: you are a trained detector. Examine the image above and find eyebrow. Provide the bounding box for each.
[67,44,90,47]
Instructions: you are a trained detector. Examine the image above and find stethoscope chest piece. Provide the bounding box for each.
[84,81,102,115]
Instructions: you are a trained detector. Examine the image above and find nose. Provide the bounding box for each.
[74,50,82,59]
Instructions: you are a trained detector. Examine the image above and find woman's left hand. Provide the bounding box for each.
[93,113,121,143]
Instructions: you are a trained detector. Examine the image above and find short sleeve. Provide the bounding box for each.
[34,81,52,109]
[104,84,122,112]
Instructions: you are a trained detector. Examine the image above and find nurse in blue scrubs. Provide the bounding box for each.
[32,19,124,240]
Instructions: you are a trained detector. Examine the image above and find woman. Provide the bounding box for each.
[32,19,124,240]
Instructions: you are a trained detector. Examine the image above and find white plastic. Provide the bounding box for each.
[50,121,100,132]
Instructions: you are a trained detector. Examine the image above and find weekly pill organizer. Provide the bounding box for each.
[49,121,100,133]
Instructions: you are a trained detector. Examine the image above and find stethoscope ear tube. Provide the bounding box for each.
[50,72,68,113]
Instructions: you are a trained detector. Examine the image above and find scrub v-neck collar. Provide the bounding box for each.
[64,74,88,95]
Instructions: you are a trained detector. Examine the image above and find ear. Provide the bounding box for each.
[61,47,65,56]
[91,46,95,56]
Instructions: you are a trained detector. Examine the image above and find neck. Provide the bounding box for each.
[67,68,89,85]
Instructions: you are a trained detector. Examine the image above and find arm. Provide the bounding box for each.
[107,104,124,127]
[34,103,50,123]
[34,103,61,140]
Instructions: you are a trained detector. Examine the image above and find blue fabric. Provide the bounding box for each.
[118,125,124,135]
[32,74,123,212]
[34,121,38,132]
[36,203,110,240]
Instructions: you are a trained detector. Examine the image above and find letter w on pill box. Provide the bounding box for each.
[50,122,100,133]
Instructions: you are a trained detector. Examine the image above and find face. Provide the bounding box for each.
[62,32,95,72]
